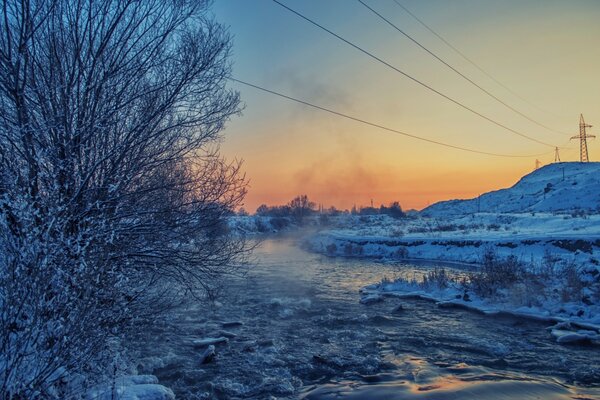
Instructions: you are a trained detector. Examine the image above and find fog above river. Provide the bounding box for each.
[135,237,600,399]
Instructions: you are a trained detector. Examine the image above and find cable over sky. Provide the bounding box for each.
[359,0,567,137]
[271,0,559,149]
[391,0,571,124]
[212,0,600,210]
[232,78,554,159]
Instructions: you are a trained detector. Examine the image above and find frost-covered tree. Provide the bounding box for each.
[0,0,246,397]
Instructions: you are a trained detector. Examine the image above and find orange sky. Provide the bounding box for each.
[213,0,600,212]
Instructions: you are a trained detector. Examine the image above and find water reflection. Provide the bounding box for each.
[303,356,581,400]
[140,236,600,399]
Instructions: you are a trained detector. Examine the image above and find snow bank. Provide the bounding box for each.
[86,375,175,400]
[361,278,600,345]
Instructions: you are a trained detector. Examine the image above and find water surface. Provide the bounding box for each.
[139,236,600,399]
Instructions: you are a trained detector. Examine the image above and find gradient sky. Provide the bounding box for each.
[211,0,600,212]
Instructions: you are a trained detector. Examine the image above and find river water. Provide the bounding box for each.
[139,236,600,399]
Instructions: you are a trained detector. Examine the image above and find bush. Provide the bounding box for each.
[561,262,586,302]
[422,268,451,289]
[270,217,291,231]
[468,249,524,297]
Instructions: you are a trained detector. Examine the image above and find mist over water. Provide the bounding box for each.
[139,236,600,399]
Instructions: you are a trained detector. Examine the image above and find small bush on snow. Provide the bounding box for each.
[422,268,453,289]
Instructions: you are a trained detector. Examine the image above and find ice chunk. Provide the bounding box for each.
[86,376,174,400]
[192,337,229,347]
[551,329,600,344]
[360,294,383,305]
[221,321,244,328]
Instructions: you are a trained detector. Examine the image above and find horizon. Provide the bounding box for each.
[212,0,600,212]
[242,160,600,213]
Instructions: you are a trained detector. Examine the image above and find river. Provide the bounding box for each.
[139,236,600,399]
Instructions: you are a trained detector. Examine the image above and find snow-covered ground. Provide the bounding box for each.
[308,163,600,266]
[361,273,600,345]
[305,163,600,344]
[86,375,175,400]
[423,162,600,216]
[307,211,600,265]
[228,215,294,235]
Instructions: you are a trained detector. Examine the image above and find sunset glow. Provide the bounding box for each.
[213,0,600,211]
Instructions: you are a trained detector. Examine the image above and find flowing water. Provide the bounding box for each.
[138,236,600,399]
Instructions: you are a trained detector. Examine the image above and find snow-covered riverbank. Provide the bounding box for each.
[305,163,600,347]
[360,275,600,345]
[306,213,600,345]
[306,212,600,265]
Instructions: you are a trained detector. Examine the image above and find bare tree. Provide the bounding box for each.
[0,0,247,397]
[289,194,316,222]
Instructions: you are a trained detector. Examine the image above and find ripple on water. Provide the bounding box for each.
[302,356,594,400]
[137,238,600,399]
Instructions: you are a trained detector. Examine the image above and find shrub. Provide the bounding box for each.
[468,249,524,297]
[561,262,586,302]
[270,217,291,231]
[422,268,451,289]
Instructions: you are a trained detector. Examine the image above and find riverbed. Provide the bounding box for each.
[138,236,600,399]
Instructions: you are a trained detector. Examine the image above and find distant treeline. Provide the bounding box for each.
[239,195,405,219]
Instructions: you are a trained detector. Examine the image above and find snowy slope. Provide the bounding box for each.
[422,162,600,217]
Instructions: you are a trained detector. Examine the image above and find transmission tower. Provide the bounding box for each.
[554,147,561,162]
[570,114,595,162]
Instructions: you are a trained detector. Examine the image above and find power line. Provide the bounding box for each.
[358,0,565,137]
[271,0,557,148]
[392,0,570,126]
[231,78,553,159]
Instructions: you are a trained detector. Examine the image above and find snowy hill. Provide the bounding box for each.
[422,162,600,217]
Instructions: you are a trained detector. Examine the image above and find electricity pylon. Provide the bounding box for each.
[554,147,561,162]
[570,114,595,162]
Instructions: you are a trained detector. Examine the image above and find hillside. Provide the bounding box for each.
[422,162,600,217]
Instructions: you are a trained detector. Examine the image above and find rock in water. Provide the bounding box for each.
[391,304,404,314]
[200,345,216,364]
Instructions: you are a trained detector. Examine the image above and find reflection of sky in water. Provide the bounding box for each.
[304,356,583,399]
[139,237,600,399]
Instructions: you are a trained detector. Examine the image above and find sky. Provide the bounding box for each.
[211,0,600,212]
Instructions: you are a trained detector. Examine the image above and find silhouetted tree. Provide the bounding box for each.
[380,201,405,219]
[289,195,316,222]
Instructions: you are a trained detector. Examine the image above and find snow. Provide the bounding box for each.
[306,164,600,269]
[306,210,600,267]
[551,329,600,344]
[359,274,600,345]
[87,375,175,400]
[301,163,600,345]
[359,293,384,305]
[422,162,600,216]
